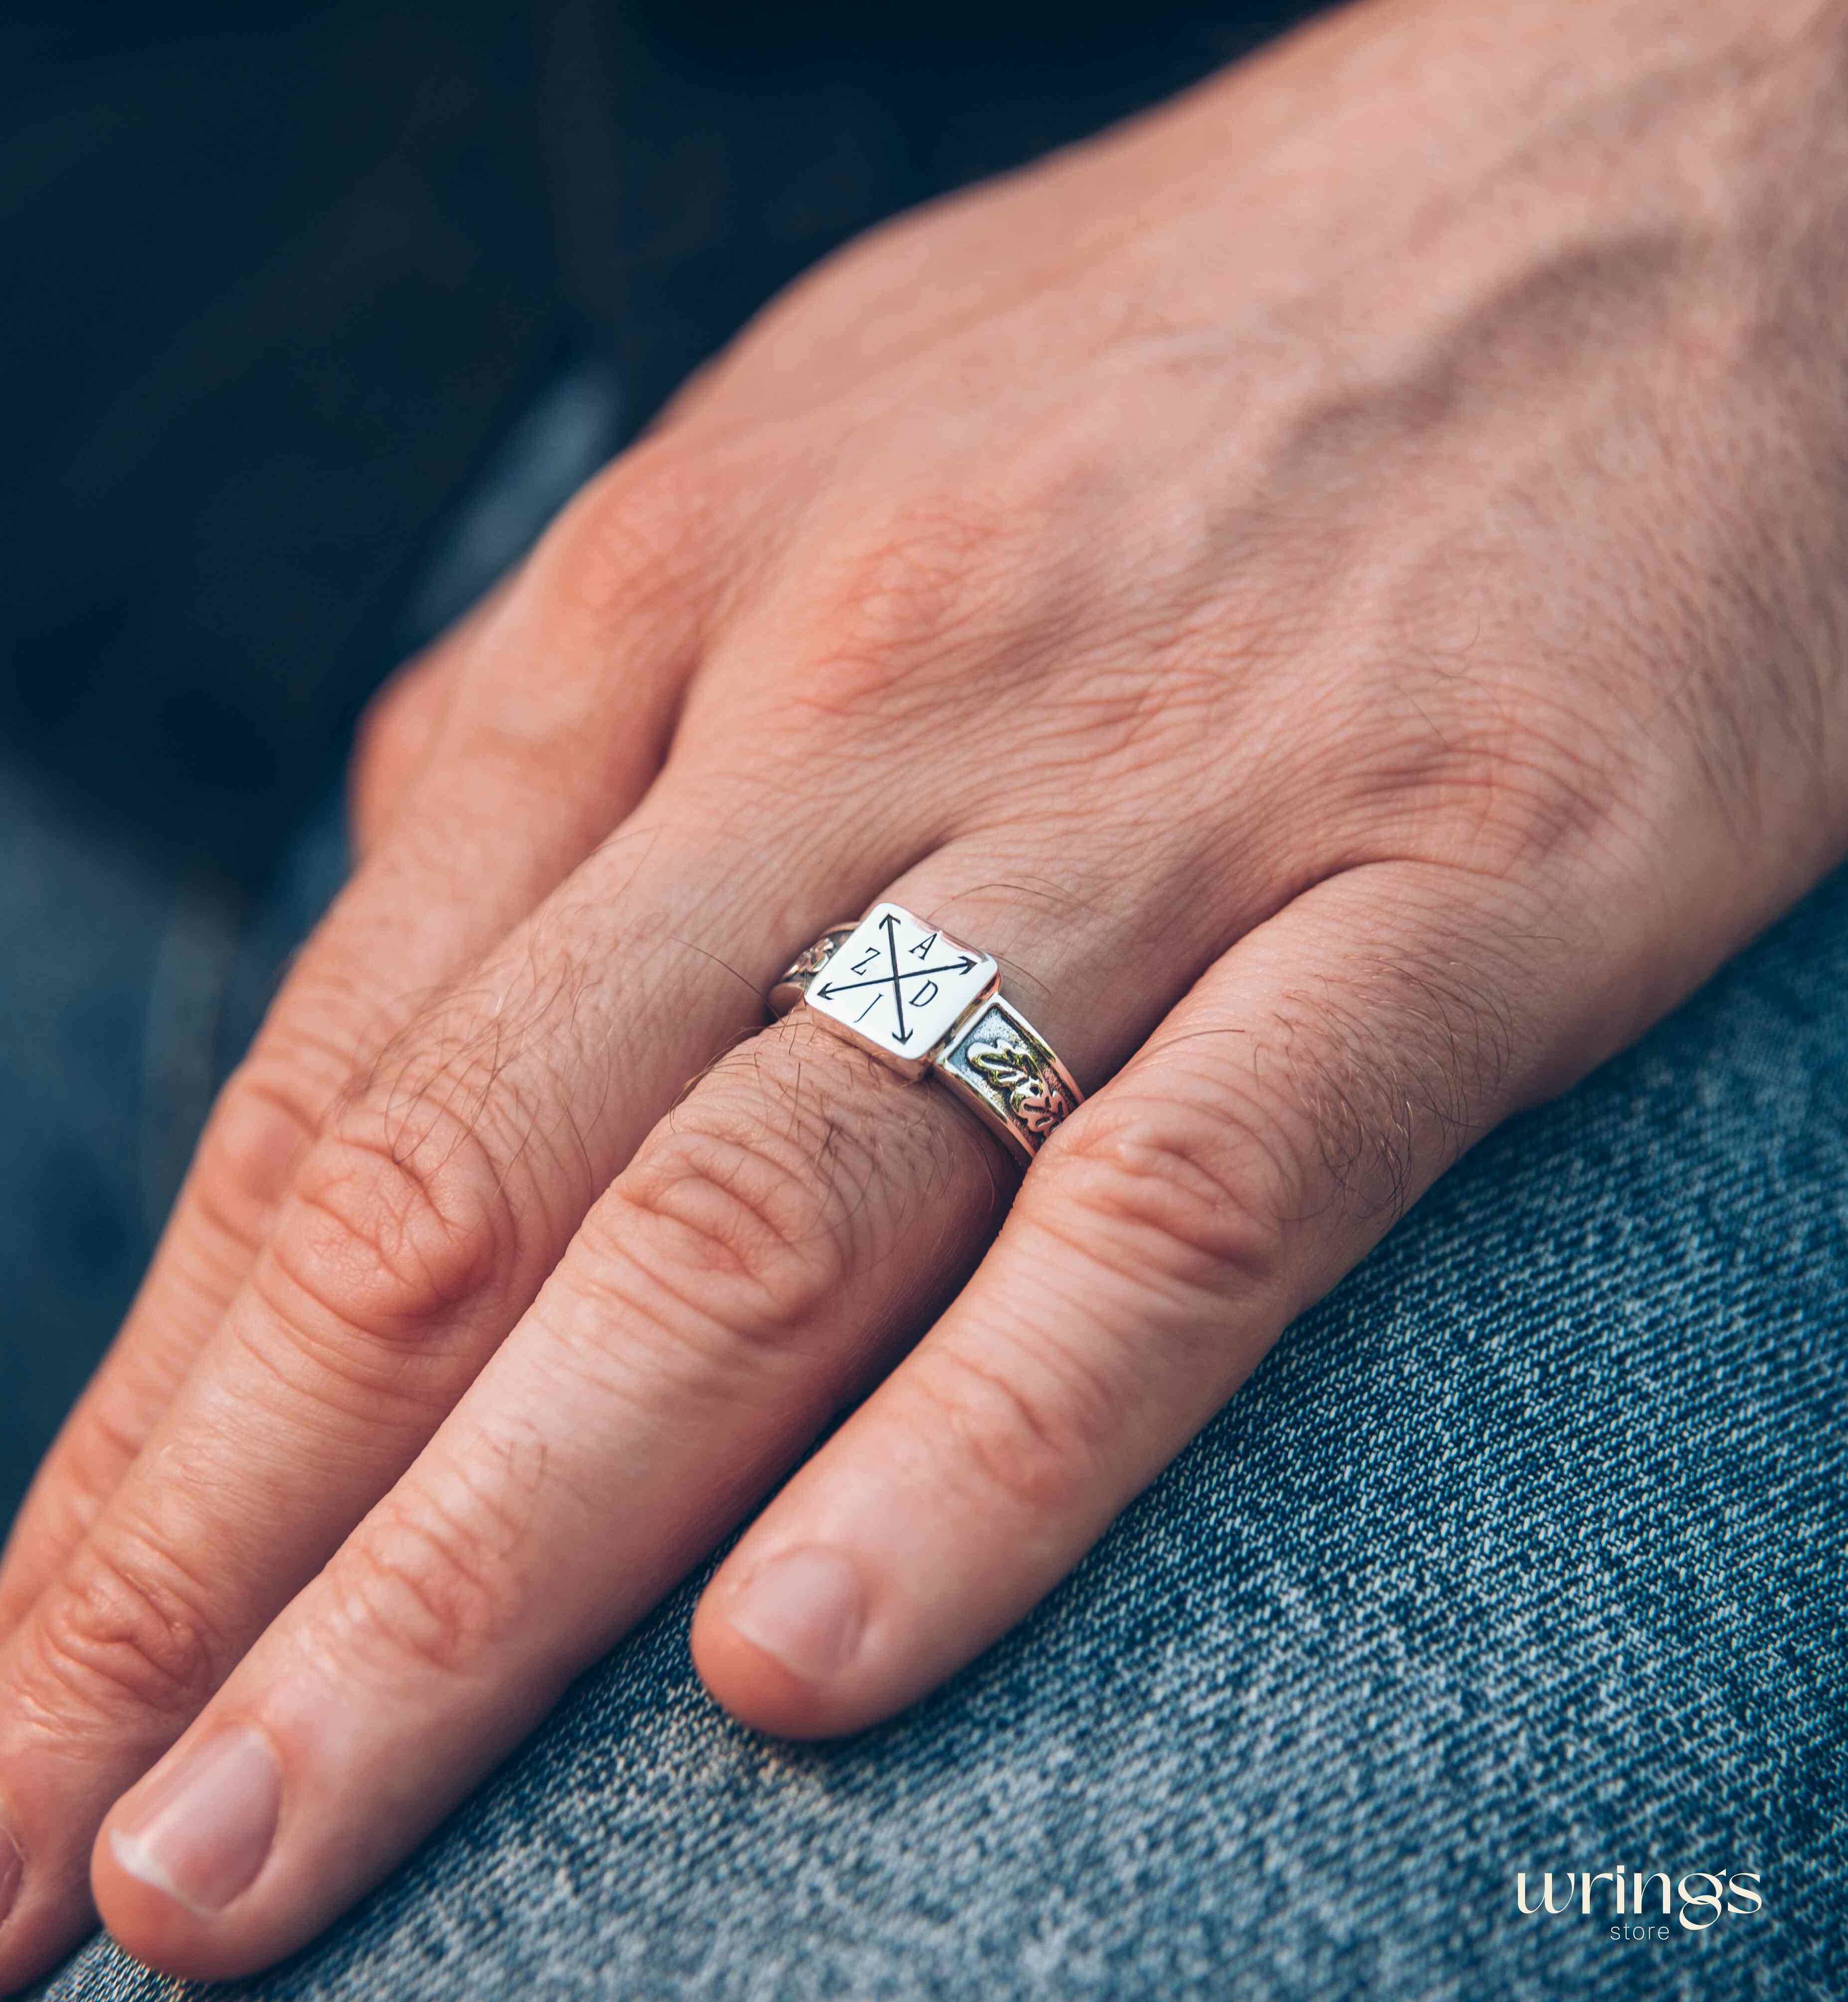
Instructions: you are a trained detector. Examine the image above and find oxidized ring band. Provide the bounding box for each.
[767,901,1083,1168]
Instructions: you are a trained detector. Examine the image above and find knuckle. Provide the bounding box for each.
[605,1043,923,1353]
[539,438,721,628]
[321,1486,529,1682]
[1377,668,1634,871]
[908,1337,1116,1520]
[188,1061,326,1255]
[607,1123,851,1352]
[783,489,1025,719]
[351,665,424,786]
[348,662,443,841]
[1040,1094,1296,1296]
[1460,719,1626,865]
[25,1533,224,1721]
[264,1091,514,1352]
[51,1396,153,1535]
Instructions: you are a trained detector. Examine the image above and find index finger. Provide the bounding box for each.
[0,470,699,1644]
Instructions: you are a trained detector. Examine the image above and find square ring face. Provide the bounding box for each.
[801,902,998,1078]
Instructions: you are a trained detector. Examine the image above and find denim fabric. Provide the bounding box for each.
[27,865,1847,2000]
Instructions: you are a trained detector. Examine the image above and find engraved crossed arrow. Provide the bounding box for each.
[815,912,977,1044]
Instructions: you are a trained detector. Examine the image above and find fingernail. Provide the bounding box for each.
[110,1726,281,1916]
[0,1821,21,1928]
[727,1547,865,1682]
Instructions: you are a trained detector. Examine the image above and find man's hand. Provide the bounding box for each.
[3,0,1847,1981]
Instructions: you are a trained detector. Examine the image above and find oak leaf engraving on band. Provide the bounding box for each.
[969,1031,1074,1136]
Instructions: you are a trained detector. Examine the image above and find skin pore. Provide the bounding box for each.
[2,0,1847,1982]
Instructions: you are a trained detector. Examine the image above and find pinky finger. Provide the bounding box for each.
[693,859,1605,1736]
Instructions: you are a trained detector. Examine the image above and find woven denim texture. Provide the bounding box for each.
[31,866,1848,2002]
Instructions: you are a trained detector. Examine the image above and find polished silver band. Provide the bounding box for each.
[768,903,1082,1168]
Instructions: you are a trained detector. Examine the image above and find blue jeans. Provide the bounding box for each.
[28,861,1846,1999]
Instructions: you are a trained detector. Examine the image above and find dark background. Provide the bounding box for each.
[0,1,1306,1522]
